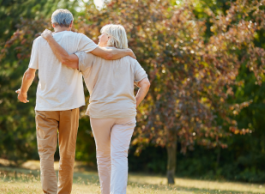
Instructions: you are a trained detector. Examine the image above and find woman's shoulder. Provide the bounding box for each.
[121,56,138,64]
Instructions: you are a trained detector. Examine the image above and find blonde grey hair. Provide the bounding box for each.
[100,24,128,49]
[51,9,74,27]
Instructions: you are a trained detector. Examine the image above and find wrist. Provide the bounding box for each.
[46,36,53,42]
[20,90,27,95]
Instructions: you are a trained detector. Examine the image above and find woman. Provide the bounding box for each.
[41,24,150,194]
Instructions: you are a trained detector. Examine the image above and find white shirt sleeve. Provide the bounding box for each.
[75,52,96,72]
[28,39,39,69]
[134,59,148,83]
[77,33,98,53]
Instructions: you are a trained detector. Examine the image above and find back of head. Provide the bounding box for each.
[51,9,74,27]
[101,24,128,49]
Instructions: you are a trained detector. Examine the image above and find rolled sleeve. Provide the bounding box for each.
[28,39,39,69]
[78,34,98,53]
[75,52,95,72]
[75,52,86,72]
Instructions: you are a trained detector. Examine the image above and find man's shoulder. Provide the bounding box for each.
[33,36,45,44]
[31,36,48,51]
[62,31,89,39]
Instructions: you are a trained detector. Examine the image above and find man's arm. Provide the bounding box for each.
[90,47,136,60]
[41,29,136,68]
[135,78,150,107]
[16,68,36,103]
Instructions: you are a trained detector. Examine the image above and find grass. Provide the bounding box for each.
[0,160,264,194]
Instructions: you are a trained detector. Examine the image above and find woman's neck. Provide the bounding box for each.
[98,43,114,48]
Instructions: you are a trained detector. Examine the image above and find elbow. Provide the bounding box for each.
[138,78,151,89]
[61,57,69,64]
[61,59,67,64]
[146,80,151,88]
[140,80,151,89]
[60,54,71,64]
[145,82,151,91]
[143,79,151,88]
[24,71,35,80]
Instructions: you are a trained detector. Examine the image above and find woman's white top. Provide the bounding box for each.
[75,49,147,118]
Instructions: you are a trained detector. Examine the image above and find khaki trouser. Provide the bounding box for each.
[35,108,79,194]
[90,117,136,194]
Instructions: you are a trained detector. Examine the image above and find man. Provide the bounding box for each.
[16,9,135,194]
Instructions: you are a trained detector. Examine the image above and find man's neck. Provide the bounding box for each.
[54,27,70,33]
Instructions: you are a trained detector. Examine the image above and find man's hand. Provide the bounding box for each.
[41,29,53,42]
[127,48,136,59]
[16,89,29,103]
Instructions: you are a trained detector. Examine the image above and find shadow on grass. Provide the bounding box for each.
[127,181,255,194]
[0,167,262,194]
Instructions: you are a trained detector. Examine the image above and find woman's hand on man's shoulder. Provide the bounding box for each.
[41,29,53,42]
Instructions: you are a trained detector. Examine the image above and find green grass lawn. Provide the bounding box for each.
[0,160,264,194]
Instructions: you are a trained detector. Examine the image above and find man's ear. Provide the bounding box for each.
[69,21,73,29]
[52,23,55,28]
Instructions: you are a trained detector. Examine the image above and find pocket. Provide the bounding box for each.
[35,111,47,119]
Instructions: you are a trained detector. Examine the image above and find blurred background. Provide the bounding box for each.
[1,0,265,185]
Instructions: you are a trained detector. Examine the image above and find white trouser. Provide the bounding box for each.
[90,117,136,194]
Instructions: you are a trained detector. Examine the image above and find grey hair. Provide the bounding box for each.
[51,9,74,27]
[100,24,128,49]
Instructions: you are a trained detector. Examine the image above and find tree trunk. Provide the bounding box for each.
[166,130,177,184]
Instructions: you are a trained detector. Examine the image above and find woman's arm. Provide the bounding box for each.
[135,78,150,107]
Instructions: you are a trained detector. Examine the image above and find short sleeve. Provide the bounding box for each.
[78,34,98,53]
[134,60,148,83]
[28,39,39,69]
[75,52,96,72]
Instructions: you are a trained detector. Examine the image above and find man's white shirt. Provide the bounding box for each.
[29,31,98,111]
